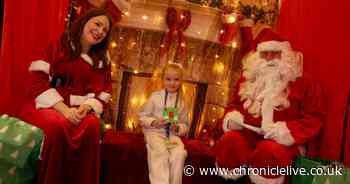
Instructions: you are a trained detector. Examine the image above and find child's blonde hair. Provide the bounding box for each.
[161,63,184,79]
[160,63,186,106]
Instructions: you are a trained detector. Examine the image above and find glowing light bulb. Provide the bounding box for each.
[110,41,117,48]
[131,97,137,106]
[105,124,112,129]
[232,41,237,48]
[226,16,236,23]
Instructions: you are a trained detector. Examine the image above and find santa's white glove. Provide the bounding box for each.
[263,121,295,146]
[223,111,244,132]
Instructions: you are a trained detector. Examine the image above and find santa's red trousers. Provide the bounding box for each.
[19,102,100,184]
[215,129,300,182]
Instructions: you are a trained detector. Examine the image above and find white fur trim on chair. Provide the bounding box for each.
[222,111,244,132]
[83,98,103,115]
[28,60,50,74]
[70,93,95,106]
[249,174,284,184]
[98,92,111,103]
[35,88,64,109]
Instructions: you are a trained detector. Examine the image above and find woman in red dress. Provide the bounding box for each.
[20,9,112,184]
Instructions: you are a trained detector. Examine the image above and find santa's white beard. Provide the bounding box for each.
[239,58,292,118]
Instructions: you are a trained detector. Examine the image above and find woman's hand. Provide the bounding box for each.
[53,101,81,125]
[76,104,92,119]
[62,108,81,125]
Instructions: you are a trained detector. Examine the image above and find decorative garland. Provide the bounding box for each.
[237,1,279,25]
[187,0,279,25]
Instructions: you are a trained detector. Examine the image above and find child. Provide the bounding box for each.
[139,63,189,184]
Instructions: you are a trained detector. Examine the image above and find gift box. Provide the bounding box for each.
[293,156,350,184]
[0,114,43,184]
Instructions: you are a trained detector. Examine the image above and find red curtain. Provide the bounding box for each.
[0,0,69,116]
[277,0,350,165]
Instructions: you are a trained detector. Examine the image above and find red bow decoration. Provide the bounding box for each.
[160,7,192,59]
[219,12,238,45]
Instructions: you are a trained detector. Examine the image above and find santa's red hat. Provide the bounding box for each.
[257,28,286,44]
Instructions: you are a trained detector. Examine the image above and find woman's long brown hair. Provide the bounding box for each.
[61,9,113,69]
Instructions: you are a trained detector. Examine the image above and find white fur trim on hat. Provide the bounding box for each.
[249,174,284,184]
[98,92,111,103]
[35,88,64,109]
[257,41,291,52]
[83,98,103,115]
[223,111,244,132]
[28,60,50,75]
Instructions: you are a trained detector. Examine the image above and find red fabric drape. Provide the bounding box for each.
[0,0,69,116]
[277,0,350,165]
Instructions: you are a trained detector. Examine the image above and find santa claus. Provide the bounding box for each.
[215,40,325,184]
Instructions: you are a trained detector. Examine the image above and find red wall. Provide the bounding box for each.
[0,0,69,115]
[277,0,350,164]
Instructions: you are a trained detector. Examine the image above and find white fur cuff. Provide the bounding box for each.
[223,111,244,132]
[70,93,95,106]
[98,92,111,103]
[28,60,50,74]
[83,98,103,115]
[35,88,64,109]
